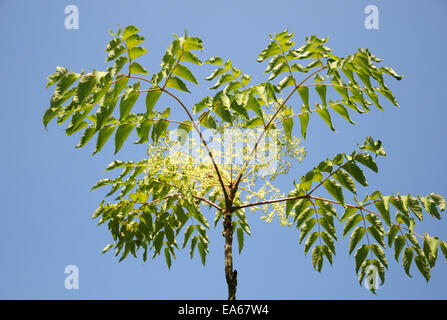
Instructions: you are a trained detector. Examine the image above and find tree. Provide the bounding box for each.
[44,25,447,300]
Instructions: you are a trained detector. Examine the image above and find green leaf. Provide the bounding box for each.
[298,87,309,110]
[74,73,97,104]
[319,217,337,240]
[114,123,135,154]
[204,56,223,65]
[190,208,210,229]
[406,233,421,249]
[299,112,310,139]
[360,136,387,156]
[340,206,358,222]
[173,64,199,84]
[189,236,198,259]
[376,85,399,107]
[213,210,223,228]
[390,195,409,215]
[304,232,319,255]
[76,126,96,148]
[122,25,140,40]
[316,199,338,219]
[381,66,403,80]
[198,111,217,129]
[315,84,327,106]
[321,231,336,254]
[367,226,385,248]
[355,245,369,273]
[93,124,115,155]
[343,214,362,237]
[349,226,365,255]
[119,85,140,120]
[257,41,281,62]
[285,190,300,217]
[316,106,335,131]
[183,37,204,51]
[51,72,80,106]
[414,255,431,282]
[210,74,234,89]
[193,96,213,114]
[181,51,202,65]
[129,47,147,60]
[333,170,356,194]
[323,179,345,207]
[402,247,414,277]
[321,245,333,265]
[129,62,149,75]
[311,246,324,272]
[439,241,447,262]
[177,120,192,135]
[164,247,172,269]
[241,74,251,86]
[153,231,164,255]
[125,34,145,50]
[182,225,194,249]
[277,75,295,90]
[245,117,264,128]
[296,207,314,229]
[118,243,130,262]
[214,97,232,123]
[365,213,385,235]
[343,161,368,187]
[331,103,356,124]
[429,193,446,212]
[145,90,162,114]
[387,225,400,247]
[166,76,190,93]
[423,233,439,268]
[224,80,242,93]
[283,117,293,139]
[290,192,307,212]
[43,107,59,129]
[354,153,378,173]
[408,196,423,220]
[102,244,114,254]
[268,62,289,80]
[230,100,249,119]
[46,66,68,88]
[236,227,244,254]
[106,46,126,62]
[135,119,153,144]
[198,241,206,266]
[234,209,251,235]
[418,196,441,219]
[245,95,263,118]
[375,196,391,226]
[266,55,285,73]
[105,160,133,171]
[204,68,226,81]
[370,243,387,268]
[151,119,169,143]
[164,224,175,243]
[299,217,317,244]
[394,235,405,262]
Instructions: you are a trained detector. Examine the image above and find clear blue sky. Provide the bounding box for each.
[1,0,446,299]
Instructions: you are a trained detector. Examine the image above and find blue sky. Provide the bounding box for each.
[1,0,446,299]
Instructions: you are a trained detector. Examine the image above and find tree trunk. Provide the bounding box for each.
[222,211,237,300]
